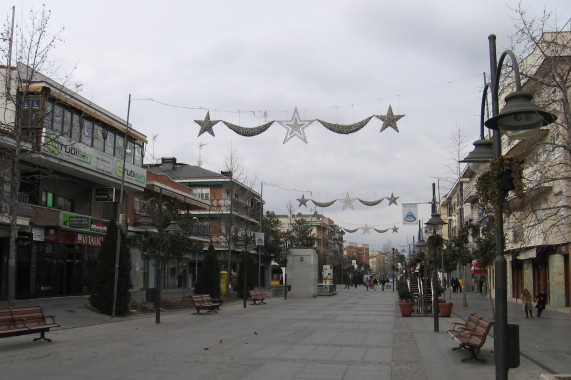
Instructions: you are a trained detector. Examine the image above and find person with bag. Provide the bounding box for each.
[521,289,533,318]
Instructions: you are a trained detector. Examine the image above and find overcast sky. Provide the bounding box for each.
[5,0,570,252]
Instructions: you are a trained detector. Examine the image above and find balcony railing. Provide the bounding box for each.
[0,193,33,218]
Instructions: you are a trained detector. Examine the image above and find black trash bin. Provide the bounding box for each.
[507,324,520,368]
[146,288,156,303]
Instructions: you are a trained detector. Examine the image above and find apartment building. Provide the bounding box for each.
[1,63,147,300]
[144,158,262,283]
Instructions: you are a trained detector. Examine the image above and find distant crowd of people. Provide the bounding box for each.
[344,275,390,291]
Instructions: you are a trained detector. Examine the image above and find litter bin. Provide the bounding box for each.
[507,324,520,368]
[146,288,156,303]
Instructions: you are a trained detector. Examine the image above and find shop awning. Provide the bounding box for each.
[471,260,487,275]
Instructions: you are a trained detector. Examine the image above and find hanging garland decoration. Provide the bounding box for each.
[297,192,398,208]
[194,105,404,144]
[340,225,400,234]
[358,198,384,206]
[312,199,337,207]
[222,120,274,137]
[317,116,374,134]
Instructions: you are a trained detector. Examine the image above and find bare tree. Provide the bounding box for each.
[0,5,65,305]
[439,126,471,195]
[501,6,570,249]
[217,143,258,294]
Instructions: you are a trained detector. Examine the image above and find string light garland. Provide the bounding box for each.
[193,105,405,143]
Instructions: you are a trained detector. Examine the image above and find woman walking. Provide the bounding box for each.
[521,289,533,318]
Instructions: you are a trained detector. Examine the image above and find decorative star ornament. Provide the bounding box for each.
[377,105,404,133]
[277,107,313,144]
[195,111,220,137]
[361,224,372,235]
[340,192,356,210]
[387,192,399,206]
[297,194,310,207]
[391,225,399,233]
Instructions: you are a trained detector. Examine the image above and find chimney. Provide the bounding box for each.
[161,157,176,171]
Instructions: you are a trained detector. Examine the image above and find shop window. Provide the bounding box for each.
[63,110,72,137]
[43,100,53,129]
[71,113,81,141]
[53,104,63,133]
[93,124,105,151]
[134,143,143,166]
[115,135,124,158]
[81,120,93,146]
[125,140,134,164]
[105,130,115,155]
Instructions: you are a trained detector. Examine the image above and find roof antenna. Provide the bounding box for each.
[198,142,207,166]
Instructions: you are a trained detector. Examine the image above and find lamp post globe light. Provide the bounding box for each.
[461,35,557,380]
[136,193,181,324]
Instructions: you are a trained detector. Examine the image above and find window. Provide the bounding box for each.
[63,110,72,137]
[42,191,73,211]
[53,105,63,133]
[71,113,81,141]
[93,123,104,151]
[42,191,55,208]
[31,99,41,126]
[43,100,53,129]
[105,130,115,155]
[20,99,30,126]
[115,135,124,158]
[125,140,134,164]
[134,143,143,166]
[193,187,210,201]
[81,120,93,146]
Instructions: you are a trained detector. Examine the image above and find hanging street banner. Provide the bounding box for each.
[255,232,265,246]
[402,203,418,225]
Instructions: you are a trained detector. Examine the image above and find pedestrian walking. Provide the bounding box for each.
[381,277,386,291]
[521,288,533,318]
[535,289,547,318]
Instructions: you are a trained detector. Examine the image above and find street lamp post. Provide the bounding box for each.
[136,190,181,324]
[425,183,447,333]
[392,248,396,292]
[461,35,557,379]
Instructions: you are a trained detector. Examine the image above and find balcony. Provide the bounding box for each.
[0,193,34,220]
[463,181,479,204]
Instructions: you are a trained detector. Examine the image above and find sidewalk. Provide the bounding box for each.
[0,288,569,379]
[444,289,571,376]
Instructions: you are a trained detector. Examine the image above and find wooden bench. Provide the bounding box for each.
[248,290,266,305]
[0,305,60,342]
[190,295,221,314]
[447,313,483,339]
[449,315,495,362]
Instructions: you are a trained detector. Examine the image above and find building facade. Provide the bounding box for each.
[1,63,147,300]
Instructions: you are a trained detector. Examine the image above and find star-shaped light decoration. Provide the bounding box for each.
[387,192,399,206]
[377,105,404,133]
[391,225,399,233]
[297,194,310,207]
[277,107,313,144]
[361,224,372,235]
[340,192,356,210]
[195,111,220,137]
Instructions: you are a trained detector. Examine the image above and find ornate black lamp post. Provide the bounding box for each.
[425,183,447,333]
[461,35,557,379]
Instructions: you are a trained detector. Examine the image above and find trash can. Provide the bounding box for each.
[507,324,520,368]
[146,288,156,303]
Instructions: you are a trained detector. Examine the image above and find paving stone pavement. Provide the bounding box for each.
[1,287,569,379]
